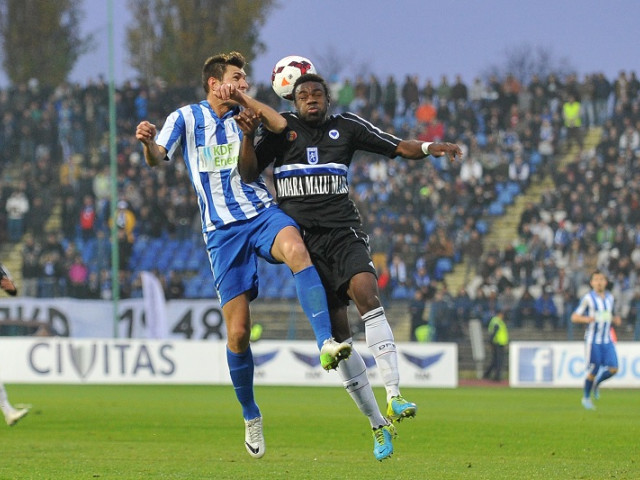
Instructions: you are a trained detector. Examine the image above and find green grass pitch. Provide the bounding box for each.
[1,384,638,479]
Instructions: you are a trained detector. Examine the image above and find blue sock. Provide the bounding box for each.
[227,346,260,420]
[293,266,332,350]
[583,378,594,399]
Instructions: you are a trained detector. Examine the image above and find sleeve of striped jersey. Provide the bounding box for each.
[573,295,590,316]
[157,110,185,161]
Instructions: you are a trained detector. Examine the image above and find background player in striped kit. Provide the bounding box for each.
[135,52,350,459]
[571,270,622,410]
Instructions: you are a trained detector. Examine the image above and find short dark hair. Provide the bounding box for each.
[202,51,246,94]
[293,73,331,102]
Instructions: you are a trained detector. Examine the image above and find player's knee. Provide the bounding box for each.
[283,240,311,269]
[226,324,251,351]
[610,367,618,375]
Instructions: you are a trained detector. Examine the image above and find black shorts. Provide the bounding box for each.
[301,226,376,308]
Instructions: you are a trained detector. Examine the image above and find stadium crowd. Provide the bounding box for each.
[2,68,640,341]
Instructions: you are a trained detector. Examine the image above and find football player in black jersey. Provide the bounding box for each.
[237,73,461,460]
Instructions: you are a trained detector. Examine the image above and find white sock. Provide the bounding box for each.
[336,342,387,429]
[364,307,400,401]
[0,383,13,415]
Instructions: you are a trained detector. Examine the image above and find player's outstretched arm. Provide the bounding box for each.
[395,140,462,162]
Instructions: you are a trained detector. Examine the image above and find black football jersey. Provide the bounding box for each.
[254,111,400,229]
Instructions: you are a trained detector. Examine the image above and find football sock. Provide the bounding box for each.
[596,369,615,386]
[336,343,387,429]
[227,347,260,420]
[364,307,400,401]
[583,377,594,399]
[293,266,332,350]
[0,383,12,415]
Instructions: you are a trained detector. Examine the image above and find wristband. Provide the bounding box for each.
[421,142,433,156]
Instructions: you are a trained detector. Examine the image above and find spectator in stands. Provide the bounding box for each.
[562,93,583,152]
[409,289,427,342]
[24,194,48,238]
[92,165,111,225]
[67,254,89,298]
[401,74,420,116]
[618,121,640,158]
[498,284,518,325]
[38,250,64,298]
[594,72,612,125]
[534,285,560,329]
[513,288,536,328]
[470,287,489,324]
[462,229,484,281]
[389,253,408,293]
[428,287,451,341]
[59,194,79,240]
[412,265,433,298]
[166,270,185,300]
[336,78,354,114]
[459,156,483,185]
[110,200,136,244]
[5,187,29,243]
[377,262,392,305]
[452,286,473,325]
[78,194,97,240]
[382,75,398,120]
[508,153,530,191]
[415,100,437,138]
[423,227,455,275]
[20,233,40,297]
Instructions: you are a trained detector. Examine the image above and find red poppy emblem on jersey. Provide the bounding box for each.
[287,131,297,142]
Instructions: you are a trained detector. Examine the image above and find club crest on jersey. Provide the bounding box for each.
[287,130,297,142]
[306,147,319,164]
[329,129,339,140]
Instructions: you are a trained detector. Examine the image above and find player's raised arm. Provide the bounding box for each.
[235,108,263,183]
[135,120,168,167]
[214,82,286,134]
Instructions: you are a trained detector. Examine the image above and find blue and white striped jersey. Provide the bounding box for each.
[156,101,274,232]
[573,290,616,345]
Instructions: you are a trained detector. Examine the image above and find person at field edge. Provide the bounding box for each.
[571,270,622,410]
[483,310,509,382]
[0,264,30,426]
[237,73,461,459]
[135,52,351,459]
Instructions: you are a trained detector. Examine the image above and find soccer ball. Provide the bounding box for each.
[271,55,317,101]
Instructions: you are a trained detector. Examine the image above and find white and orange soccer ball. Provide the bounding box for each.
[271,55,317,100]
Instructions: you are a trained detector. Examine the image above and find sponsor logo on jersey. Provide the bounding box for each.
[329,129,339,139]
[287,130,297,142]
[197,142,239,171]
